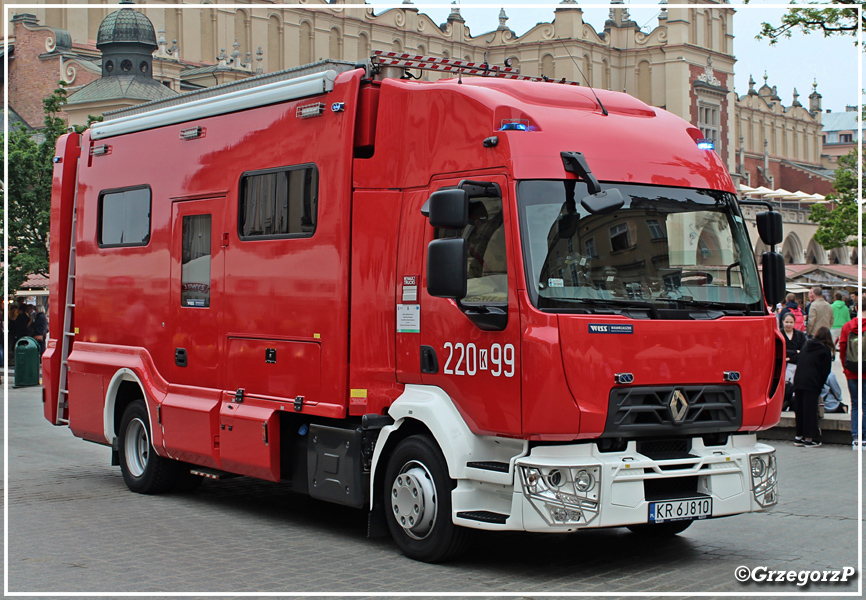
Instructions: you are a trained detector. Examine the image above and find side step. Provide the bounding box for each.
[189,467,240,481]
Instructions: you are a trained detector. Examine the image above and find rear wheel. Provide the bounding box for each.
[118,400,180,494]
[383,435,470,563]
[627,519,693,537]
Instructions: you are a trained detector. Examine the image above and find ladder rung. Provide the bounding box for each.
[64,331,75,337]
[56,418,69,425]
[67,303,76,308]
[60,389,68,394]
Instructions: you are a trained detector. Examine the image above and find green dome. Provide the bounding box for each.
[96,5,157,49]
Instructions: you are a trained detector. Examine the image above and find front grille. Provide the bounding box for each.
[603,385,741,438]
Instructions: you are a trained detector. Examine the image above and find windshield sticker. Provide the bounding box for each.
[588,324,633,334]
[548,278,564,288]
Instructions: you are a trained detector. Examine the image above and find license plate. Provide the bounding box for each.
[648,498,712,523]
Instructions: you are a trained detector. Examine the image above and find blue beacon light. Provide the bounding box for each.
[697,138,714,150]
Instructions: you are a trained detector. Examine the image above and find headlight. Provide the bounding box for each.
[547,469,564,487]
[519,465,601,526]
[750,456,765,478]
[749,451,778,508]
[575,470,594,492]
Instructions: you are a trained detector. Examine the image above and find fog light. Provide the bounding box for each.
[750,456,765,478]
[525,468,542,493]
[547,469,563,487]
[575,470,594,492]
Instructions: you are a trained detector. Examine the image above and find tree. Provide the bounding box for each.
[808,147,864,250]
[750,0,864,44]
[3,83,101,294]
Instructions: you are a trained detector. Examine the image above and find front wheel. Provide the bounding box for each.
[627,519,693,537]
[118,399,180,494]
[383,435,470,563]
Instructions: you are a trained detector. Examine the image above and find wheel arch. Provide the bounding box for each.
[104,368,153,446]
[369,384,527,509]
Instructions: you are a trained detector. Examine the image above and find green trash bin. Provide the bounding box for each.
[14,336,40,388]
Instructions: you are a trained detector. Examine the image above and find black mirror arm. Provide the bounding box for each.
[739,199,776,211]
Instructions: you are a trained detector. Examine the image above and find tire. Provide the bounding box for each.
[627,519,694,537]
[118,399,180,494]
[383,435,471,563]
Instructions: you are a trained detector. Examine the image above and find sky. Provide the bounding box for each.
[386,1,862,114]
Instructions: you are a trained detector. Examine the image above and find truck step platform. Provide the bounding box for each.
[189,468,240,481]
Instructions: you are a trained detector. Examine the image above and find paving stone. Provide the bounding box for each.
[5,385,862,598]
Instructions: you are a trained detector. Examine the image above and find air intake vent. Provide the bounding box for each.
[603,385,741,438]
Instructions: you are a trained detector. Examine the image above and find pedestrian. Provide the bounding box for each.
[831,291,851,343]
[820,372,847,414]
[779,293,805,332]
[839,316,863,450]
[28,305,48,355]
[780,312,806,411]
[805,286,832,339]
[850,291,859,320]
[792,326,835,448]
[10,301,30,346]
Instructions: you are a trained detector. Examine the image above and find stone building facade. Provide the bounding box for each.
[3,0,852,265]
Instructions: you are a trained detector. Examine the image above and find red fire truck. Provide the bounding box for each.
[43,53,786,563]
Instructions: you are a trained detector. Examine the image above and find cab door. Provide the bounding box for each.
[419,175,522,437]
[169,198,225,388]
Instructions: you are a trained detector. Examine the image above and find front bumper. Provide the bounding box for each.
[452,434,777,532]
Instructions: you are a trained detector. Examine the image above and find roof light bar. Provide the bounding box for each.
[371,50,580,85]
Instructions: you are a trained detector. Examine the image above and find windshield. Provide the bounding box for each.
[517,181,763,313]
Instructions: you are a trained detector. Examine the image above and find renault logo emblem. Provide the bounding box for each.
[669,389,689,422]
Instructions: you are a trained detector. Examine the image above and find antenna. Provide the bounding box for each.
[556,39,608,116]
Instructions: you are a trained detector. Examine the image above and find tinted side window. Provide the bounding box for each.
[99,187,151,246]
[239,165,317,239]
[181,214,211,308]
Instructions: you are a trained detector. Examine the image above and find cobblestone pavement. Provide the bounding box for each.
[5,384,862,599]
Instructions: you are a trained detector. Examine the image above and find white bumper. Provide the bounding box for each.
[452,434,777,532]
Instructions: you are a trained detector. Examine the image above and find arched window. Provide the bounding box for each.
[541,54,555,79]
[357,32,370,60]
[393,39,404,54]
[602,59,610,90]
[300,21,313,65]
[329,27,342,60]
[268,15,283,72]
[166,4,179,53]
[582,53,592,86]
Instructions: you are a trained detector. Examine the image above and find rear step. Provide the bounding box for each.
[189,467,239,481]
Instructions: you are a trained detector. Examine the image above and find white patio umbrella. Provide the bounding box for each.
[745,186,775,197]
[761,189,794,199]
[737,183,758,194]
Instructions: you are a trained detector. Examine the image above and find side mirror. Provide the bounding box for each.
[427,189,468,229]
[427,238,467,299]
[756,211,783,246]
[761,251,786,306]
[581,188,625,215]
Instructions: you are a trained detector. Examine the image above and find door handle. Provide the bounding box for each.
[175,348,188,367]
[420,345,438,374]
